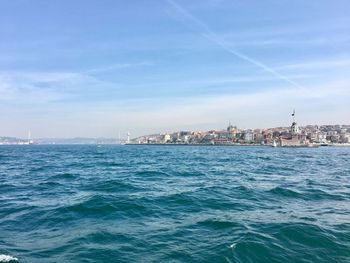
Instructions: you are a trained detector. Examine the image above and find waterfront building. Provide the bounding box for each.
[163,134,171,143]
[244,130,254,143]
[280,110,307,147]
[129,120,349,145]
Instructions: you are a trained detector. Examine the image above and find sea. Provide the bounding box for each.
[0,145,349,262]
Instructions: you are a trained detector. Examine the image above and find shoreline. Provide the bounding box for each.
[1,143,349,147]
[125,143,350,147]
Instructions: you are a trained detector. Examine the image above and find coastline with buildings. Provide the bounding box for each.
[130,124,350,147]
[2,124,350,147]
[1,114,350,147]
[2,125,350,147]
[130,113,350,147]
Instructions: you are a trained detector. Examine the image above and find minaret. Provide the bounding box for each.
[227,122,231,132]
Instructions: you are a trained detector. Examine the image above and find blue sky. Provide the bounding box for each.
[0,0,349,138]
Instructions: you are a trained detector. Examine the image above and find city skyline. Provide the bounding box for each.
[1,122,349,143]
[1,0,349,138]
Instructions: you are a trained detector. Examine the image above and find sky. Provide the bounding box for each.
[0,0,349,138]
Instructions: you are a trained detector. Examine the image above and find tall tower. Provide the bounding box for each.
[291,110,299,136]
[127,132,130,144]
[28,130,34,144]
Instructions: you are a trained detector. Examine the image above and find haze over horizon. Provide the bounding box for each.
[1,0,349,138]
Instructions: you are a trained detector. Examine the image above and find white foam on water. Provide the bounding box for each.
[229,243,236,249]
[0,255,18,262]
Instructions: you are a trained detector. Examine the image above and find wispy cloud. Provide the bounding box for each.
[0,71,116,103]
[129,74,316,93]
[0,66,321,106]
[166,0,302,89]
[0,60,153,103]
[1,0,349,137]
[1,73,349,137]
[274,58,350,71]
[217,34,350,49]
[84,61,153,74]
[0,74,63,102]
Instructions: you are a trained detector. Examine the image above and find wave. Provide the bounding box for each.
[0,255,18,262]
[97,161,123,167]
[83,180,141,193]
[231,222,350,263]
[257,156,272,161]
[153,191,196,207]
[305,188,346,201]
[29,165,58,172]
[55,194,147,217]
[74,230,132,245]
[196,218,243,230]
[268,186,301,198]
[267,186,346,201]
[0,184,17,193]
[134,170,172,178]
[50,173,76,180]
[37,181,63,188]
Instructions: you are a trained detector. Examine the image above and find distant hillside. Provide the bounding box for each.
[35,137,122,144]
[0,136,124,145]
[0,136,27,143]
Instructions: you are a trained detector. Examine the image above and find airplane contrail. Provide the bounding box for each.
[166,0,301,88]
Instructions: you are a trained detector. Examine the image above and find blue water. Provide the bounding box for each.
[0,145,349,262]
